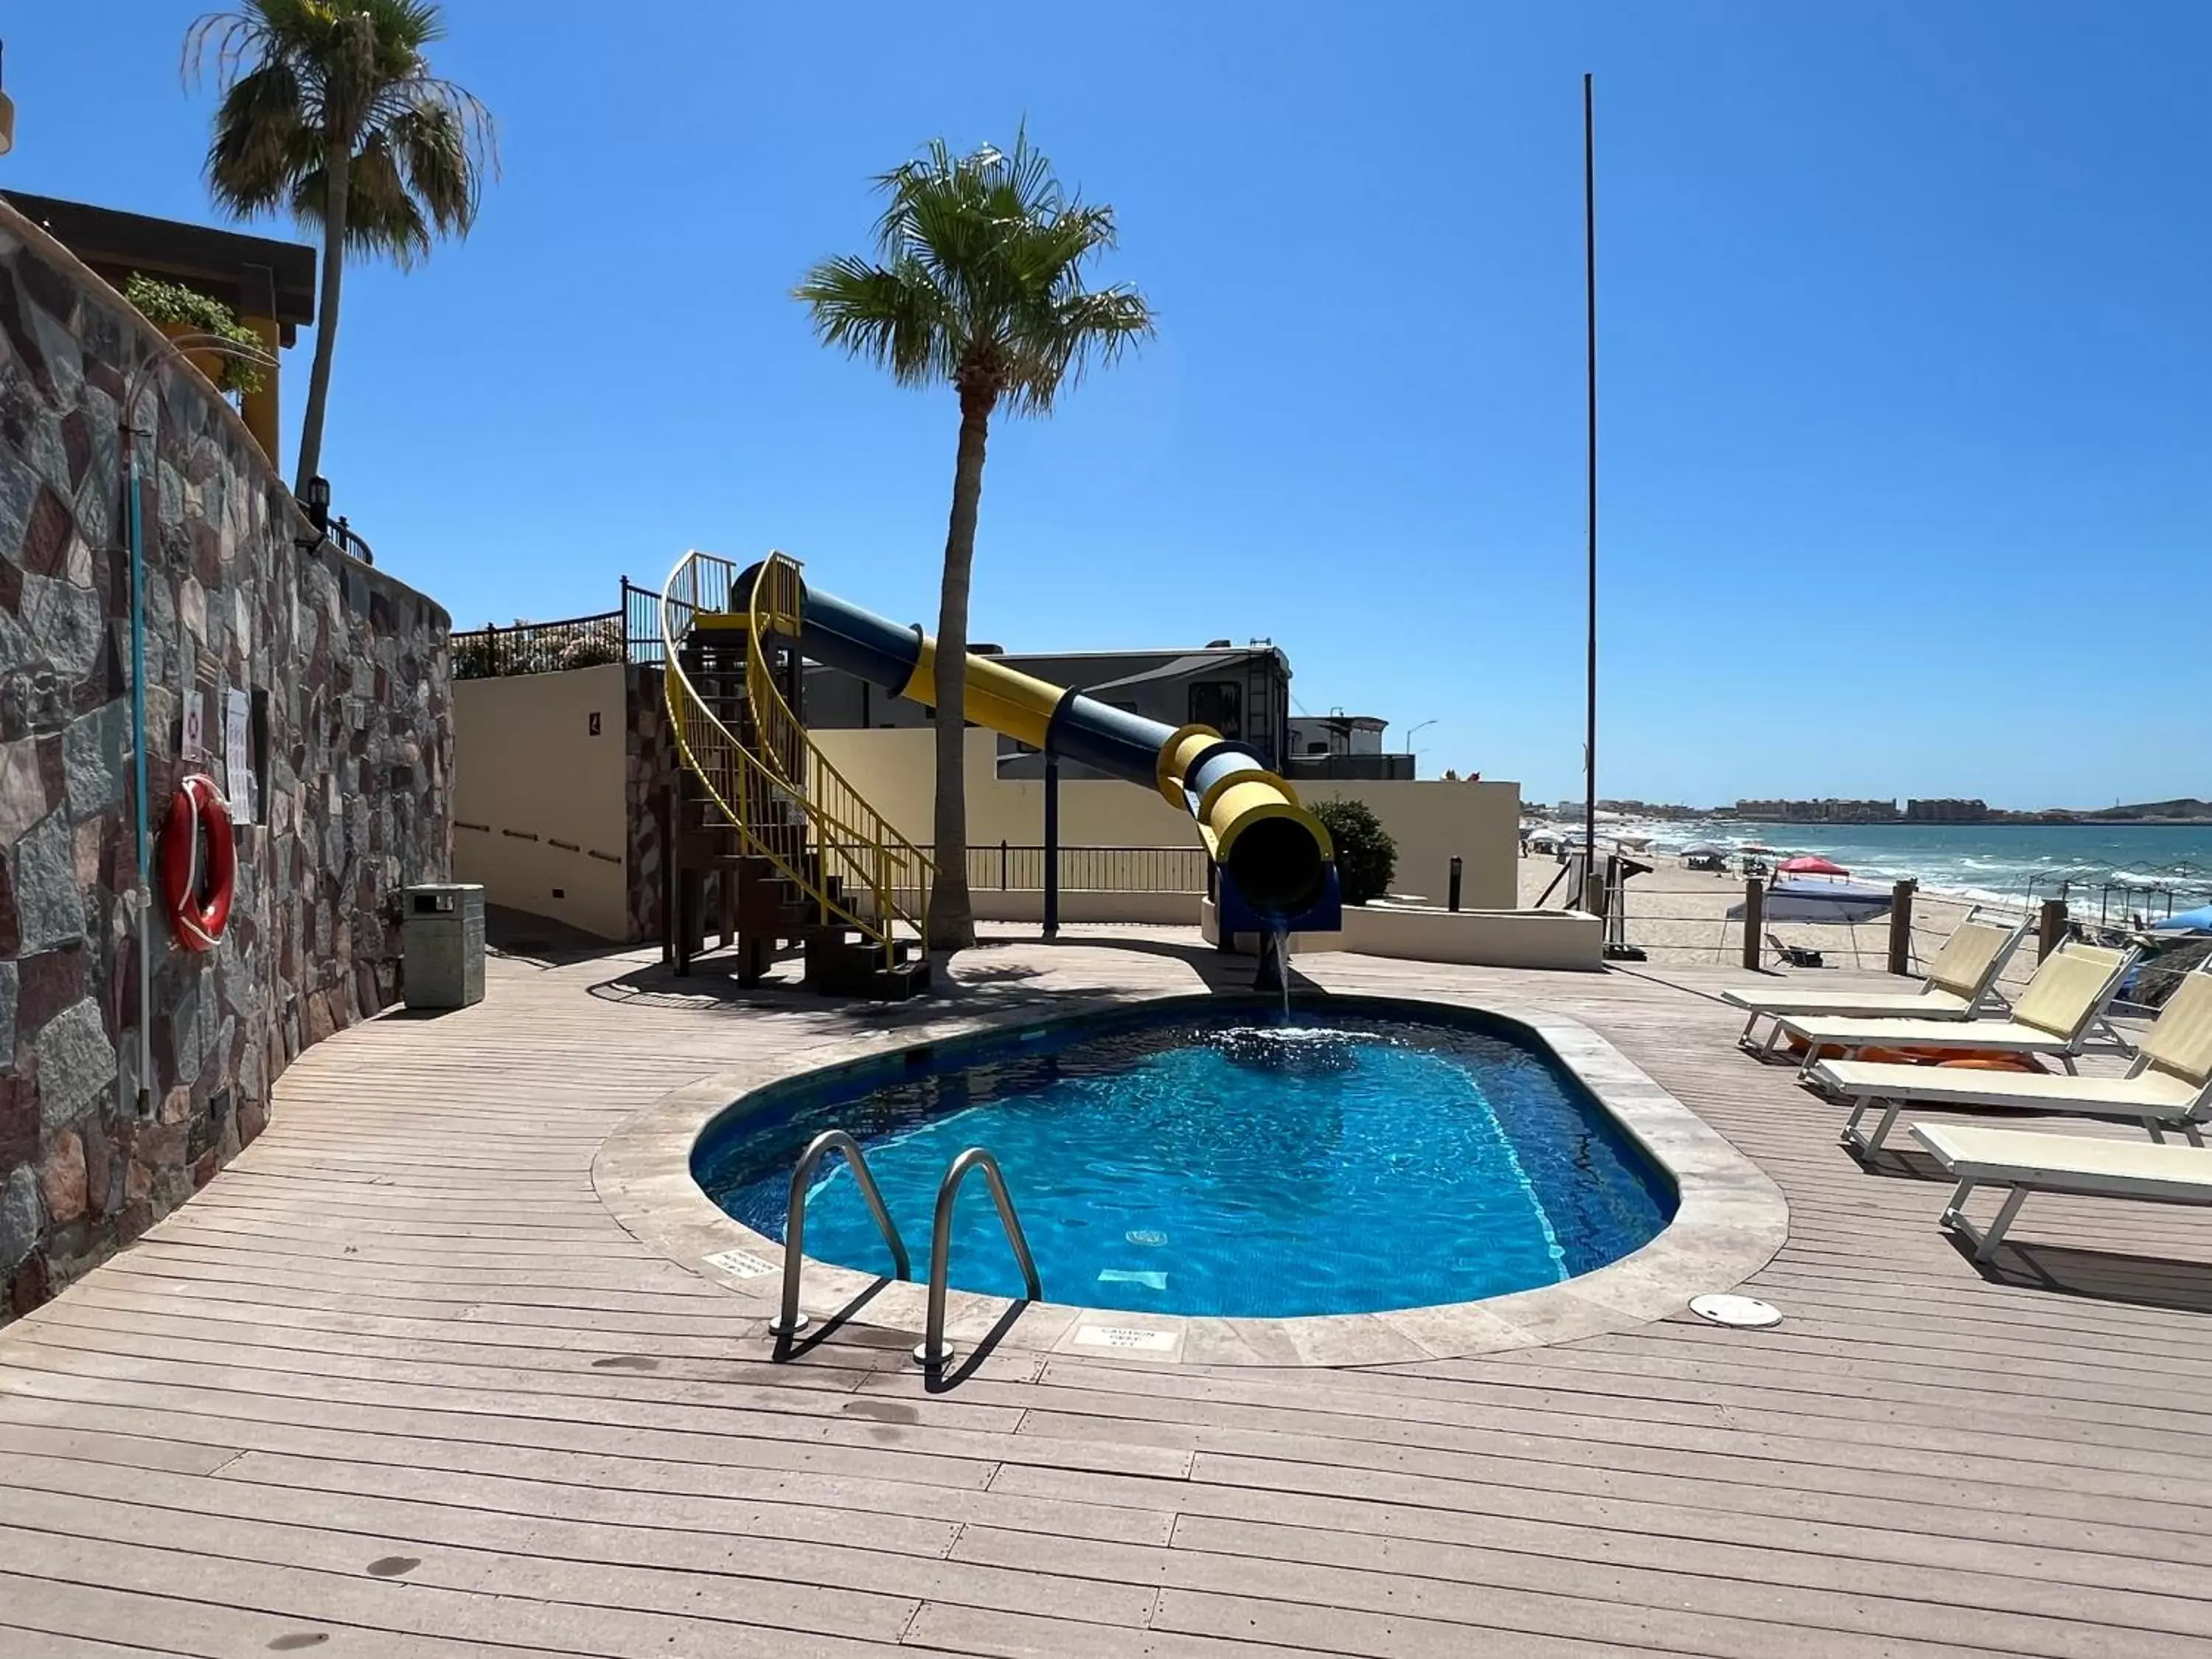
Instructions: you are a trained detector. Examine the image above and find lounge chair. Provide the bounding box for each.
[1813,965,2212,1155]
[1727,916,2030,1054]
[1777,942,2139,1079]
[1912,1121,2212,1262]
[1766,932,1822,969]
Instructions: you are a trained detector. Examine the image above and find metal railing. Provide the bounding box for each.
[1282,752,1416,782]
[1604,889,2206,1012]
[329,515,375,566]
[931,843,1208,894]
[914,1147,1041,1371]
[622,574,666,666]
[453,609,625,679]
[295,479,375,566]
[452,577,666,679]
[661,549,931,970]
[745,552,933,964]
[770,1130,910,1340]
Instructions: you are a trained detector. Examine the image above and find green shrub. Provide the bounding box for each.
[1313,798,1397,905]
[554,625,624,670]
[451,634,495,680]
[122,274,265,396]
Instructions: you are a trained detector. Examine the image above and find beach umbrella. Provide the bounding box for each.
[1731,880,1894,925]
[2150,905,2212,934]
[1739,844,1774,855]
[1680,841,1727,858]
[1778,855,1850,877]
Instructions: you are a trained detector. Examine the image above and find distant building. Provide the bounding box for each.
[1905,798,1989,822]
[1285,713,1415,782]
[1734,798,1900,824]
[803,643,1293,779]
[1290,712,1386,758]
[1596,799,1703,821]
[806,643,1425,783]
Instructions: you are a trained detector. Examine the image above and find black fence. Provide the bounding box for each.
[453,577,664,679]
[624,577,666,666]
[328,516,375,566]
[928,844,1209,894]
[1283,753,1416,782]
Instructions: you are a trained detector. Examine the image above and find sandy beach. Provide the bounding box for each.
[1513,850,2025,987]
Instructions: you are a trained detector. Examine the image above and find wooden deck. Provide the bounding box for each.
[7,929,2212,1658]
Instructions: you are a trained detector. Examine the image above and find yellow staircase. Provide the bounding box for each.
[660,550,932,995]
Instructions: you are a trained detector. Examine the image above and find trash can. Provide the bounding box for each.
[401,883,485,1010]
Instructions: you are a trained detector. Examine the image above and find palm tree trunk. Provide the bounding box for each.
[293,139,351,495]
[928,387,993,953]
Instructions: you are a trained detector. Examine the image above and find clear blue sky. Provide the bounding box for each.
[10,2,2208,808]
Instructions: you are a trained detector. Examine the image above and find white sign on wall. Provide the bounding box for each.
[224,688,254,823]
[179,637,201,759]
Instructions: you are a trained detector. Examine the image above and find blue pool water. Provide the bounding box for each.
[693,1005,1676,1319]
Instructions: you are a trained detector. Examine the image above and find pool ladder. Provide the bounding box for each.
[771,1130,1042,1372]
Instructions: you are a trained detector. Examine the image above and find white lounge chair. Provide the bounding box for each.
[1777,942,2139,1079]
[1726,916,2029,1055]
[1912,1121,2212,1262]
[1814,965,2212,1155]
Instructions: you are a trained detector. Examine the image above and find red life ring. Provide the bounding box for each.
[161,773,235,952]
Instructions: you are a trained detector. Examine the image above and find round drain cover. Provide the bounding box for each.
[1690,1294,1782,1329]
[1126,1229,1167,1247]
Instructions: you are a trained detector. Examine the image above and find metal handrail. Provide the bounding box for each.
[742,551,933,967]
[768,1130,911,1338]
[913,1147,1042,1371]
[659,552,914,954]
[659,549,931,970]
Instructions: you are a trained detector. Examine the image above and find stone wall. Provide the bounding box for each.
[624,665,671,944]
[0,201,452,1318]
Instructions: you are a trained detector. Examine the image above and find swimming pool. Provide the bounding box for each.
[692,1003,1677,1320]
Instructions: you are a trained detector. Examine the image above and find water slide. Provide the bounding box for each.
[734,563,1337,918]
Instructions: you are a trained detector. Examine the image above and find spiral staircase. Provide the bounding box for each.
[659,551,933,999]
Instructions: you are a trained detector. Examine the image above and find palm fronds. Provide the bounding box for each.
[184,1,497,243]
[799,128,1153,414]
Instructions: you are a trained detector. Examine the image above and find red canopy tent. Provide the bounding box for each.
[1778,855,1851,877]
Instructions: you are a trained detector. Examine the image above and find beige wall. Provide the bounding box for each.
[1301,779,1520,909]
[453,664,630,939]
[1204,898,1602,971]
[812,728,1520,906]
[1332,903,1602,970]
[445,710,1519,945]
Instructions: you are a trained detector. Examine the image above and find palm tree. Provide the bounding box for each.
[797,133,1152,952]
[184,1,495,493]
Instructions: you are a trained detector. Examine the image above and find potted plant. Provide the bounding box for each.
[121,274,265,398]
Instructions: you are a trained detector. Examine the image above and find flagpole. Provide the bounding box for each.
[1581,72,1601,914]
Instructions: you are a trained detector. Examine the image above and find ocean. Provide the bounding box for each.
[1626,820,2212,914]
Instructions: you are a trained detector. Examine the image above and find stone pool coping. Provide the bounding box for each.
[591,987,1790,1368]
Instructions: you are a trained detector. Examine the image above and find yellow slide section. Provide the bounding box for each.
[892,631,1333,911]
[898,639,1062,754]
[1155,723,1333,869]
[720,563,1338,914]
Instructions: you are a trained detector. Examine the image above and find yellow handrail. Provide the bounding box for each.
[742,552,934,959]
[660,550,931,970]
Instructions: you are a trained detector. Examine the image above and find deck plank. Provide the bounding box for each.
[6,933,2212,1655]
